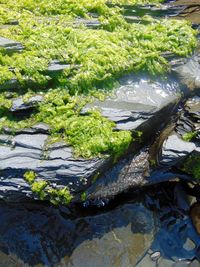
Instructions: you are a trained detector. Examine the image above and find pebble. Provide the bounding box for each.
[151,251,161,261]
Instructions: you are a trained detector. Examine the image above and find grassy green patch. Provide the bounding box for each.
[23,171,73,204]
[180,154,200,180]
[0,0,198,159]
[0,1,197,93]
[182,131,198,142]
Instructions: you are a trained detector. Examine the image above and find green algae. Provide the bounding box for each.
[81,191,87,202]
[24,170,37,184]
[182,131,198,142]
[0,0,198,159]
[23,171,73,205]
[0,1,197,93]
[180,154,200,180]
[0,89,133,158]
[31,180,48,200]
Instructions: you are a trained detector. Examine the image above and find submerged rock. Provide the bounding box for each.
[0,201,156,267]
[0,183,199,267]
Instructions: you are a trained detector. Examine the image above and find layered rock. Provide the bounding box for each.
[0,76,181,202]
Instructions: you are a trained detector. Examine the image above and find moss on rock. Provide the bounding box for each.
[180,154,200,180]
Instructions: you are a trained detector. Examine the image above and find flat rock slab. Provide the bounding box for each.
[11,95,44,112]
[159,134,197,166]
[0,76,182,202]
[85,76,180,131]
[0,36,23,53]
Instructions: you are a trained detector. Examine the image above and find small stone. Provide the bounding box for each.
[151,251,161,261]
[183,238,196,251]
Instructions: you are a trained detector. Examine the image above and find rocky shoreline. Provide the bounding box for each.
[0,0,200,266]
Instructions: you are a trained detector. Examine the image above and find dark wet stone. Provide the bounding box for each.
[150,185,200,264]
[0,36,23,53]
[0,202,156,267]
[174,261,192,267]
[176,96,200,146]
[11,95,44,112]
[86,149,150,200]
[159,134,196,167]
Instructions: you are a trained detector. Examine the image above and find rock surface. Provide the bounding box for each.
[11,95,44,112]
[173,54,200,91]
[0,36,23,53]
[0,201,156,267]
[0,183,199,267]
[0,76,181,202]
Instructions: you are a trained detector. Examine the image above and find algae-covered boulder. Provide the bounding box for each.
[0,76,181,203]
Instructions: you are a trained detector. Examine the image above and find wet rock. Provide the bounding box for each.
[74,19,100,28]
[176,96,200,141]
[0,76,182,202]
[183,238,196,251]
[173,54,200,91]
[190,203,200,235]
[117,3,186,19]
[85,149,150,200]
[0,36,24,53]
[0,202,156,267]
[85,76,181,132]
[0,133,108,201]
[136,254,156,267]
[160,134,196,166]
[11,95,44,112]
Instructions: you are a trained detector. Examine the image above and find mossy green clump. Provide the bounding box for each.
[182,131,198,142]
[0,89,133,158]
[180,154,200,180]
[31,180,48,200]
[0,1,197,93]
[23,170,73,205]
[47,187,73,205]
[0,0,198,159]
[81,191,87,202]
[24,170,37,184]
